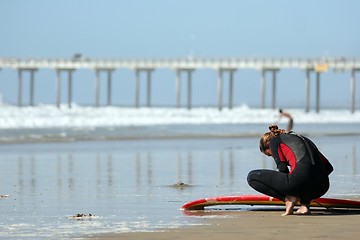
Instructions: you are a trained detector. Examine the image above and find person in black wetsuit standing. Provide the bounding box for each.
[278,109,293,133]
[247,125,333,216]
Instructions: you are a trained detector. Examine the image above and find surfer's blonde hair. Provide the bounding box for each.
[259,125,286,152]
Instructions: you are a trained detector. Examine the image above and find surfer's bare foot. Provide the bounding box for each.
[281,196,299,216]
[296,205,310,215]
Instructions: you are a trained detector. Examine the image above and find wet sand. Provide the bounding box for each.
[89,208,360,240]
[1,134,359,238]
[83,134,360,240]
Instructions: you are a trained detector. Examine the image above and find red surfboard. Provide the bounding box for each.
[181,195,360,210]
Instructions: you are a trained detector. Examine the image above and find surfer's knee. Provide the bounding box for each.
[247,169,262,183]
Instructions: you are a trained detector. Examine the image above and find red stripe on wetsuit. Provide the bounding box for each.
[277,143,296,174]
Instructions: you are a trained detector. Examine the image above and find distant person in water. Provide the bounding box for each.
[247,125,333,216]
[279,109,293,132]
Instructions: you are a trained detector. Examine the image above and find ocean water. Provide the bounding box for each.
[0,104,359,239]
[0,104,359,144]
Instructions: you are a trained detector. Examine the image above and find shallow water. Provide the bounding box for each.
[1,122,360,144]
[0,135,359,239]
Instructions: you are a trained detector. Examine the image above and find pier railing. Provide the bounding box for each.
[1,56,360,70]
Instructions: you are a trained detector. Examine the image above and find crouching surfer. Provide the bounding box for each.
[247,125,333,216]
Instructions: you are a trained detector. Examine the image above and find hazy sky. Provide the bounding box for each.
[0,0,359,108]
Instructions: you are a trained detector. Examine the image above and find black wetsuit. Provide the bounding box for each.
[247,133,333,204]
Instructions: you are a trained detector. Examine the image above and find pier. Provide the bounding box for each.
[0,56,359,112]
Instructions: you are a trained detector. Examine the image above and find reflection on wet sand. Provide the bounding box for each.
[5,143,360,201]
[176,152,194,185]
[11,149,245,197]
[17,157,23,195]
[353,145,356,175]
[107,155,113,189]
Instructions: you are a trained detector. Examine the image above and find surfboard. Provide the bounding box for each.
[180,195,360,210]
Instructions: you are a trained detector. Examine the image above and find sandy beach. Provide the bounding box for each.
[90,208,360,240]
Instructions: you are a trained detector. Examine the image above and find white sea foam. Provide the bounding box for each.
[0,104,358,129]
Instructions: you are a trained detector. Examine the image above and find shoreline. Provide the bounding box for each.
[86,208,360,240]
[1,131,360,145]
